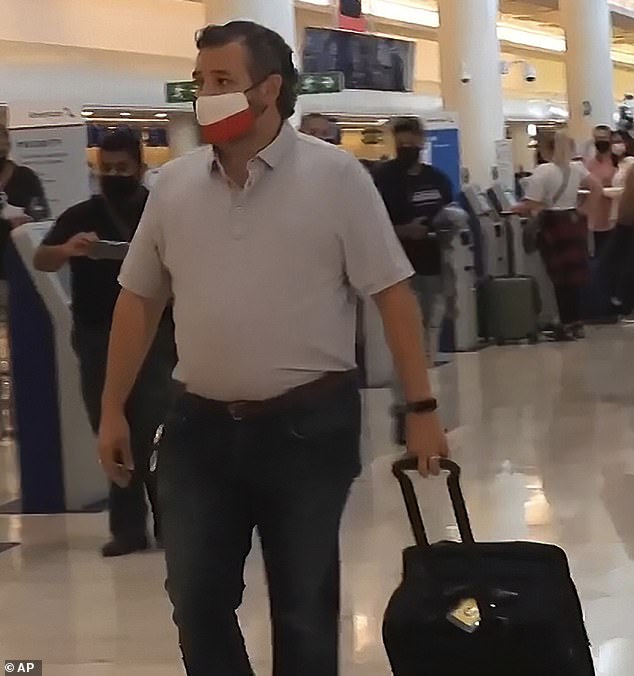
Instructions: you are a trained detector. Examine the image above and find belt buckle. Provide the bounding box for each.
[228,402,247,421]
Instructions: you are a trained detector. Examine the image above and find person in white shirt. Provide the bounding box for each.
[609,130,634,225]
[601,133,634,312]
[515,131,599,340]
[97,20,448,676]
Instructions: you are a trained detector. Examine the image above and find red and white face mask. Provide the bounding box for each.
[196,91,256,145]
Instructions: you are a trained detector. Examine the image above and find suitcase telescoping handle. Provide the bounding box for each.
[392,457,475,548]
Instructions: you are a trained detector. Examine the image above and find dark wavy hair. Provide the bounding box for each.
[195,21,299,120]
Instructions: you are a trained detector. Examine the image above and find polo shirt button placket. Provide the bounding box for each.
[232,202,245,240]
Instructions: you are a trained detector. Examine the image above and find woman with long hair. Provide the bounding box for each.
[515,131,600,340]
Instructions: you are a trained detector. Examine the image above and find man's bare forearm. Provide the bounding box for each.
[101,288,166,414]
[373,279,433,401]
[33,245,70,272]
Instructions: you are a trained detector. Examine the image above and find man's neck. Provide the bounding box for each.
[216,116,283,187]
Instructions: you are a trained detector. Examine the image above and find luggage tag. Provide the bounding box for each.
[447,598,481,634]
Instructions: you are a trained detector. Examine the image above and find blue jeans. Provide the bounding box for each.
[156,379,362,676]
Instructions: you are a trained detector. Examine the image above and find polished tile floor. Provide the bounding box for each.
[3,326,634,674]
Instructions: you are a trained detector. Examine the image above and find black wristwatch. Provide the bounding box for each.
[394,398,438,416]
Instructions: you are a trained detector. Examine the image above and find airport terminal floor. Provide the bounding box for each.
[2,325,634,675]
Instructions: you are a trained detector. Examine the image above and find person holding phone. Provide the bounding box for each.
[33,130,176,557]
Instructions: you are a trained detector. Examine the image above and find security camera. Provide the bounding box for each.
[460,62,471,84]
[523,63,537,83]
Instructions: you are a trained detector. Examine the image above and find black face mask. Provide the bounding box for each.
[595,140,611,154]
[396,146,421,169]
[100,175,140,203]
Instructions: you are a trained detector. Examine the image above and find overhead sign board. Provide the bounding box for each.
[165,81,197,104]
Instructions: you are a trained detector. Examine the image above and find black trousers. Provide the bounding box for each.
[72,320,175,541]
[157,380,362,676]
[554,285,581,326]
[593,230,613,259]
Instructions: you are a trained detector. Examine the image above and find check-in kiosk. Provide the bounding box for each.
[7,222,106,512]
[461,184,508,278]
[435,205,479,352]
[487,183,527,276]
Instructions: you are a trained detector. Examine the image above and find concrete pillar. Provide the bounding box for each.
[560,0,615,144]
[168,115,200,159]
[204,0,296,52]
[509,123,536,172]
[438,0,505,187]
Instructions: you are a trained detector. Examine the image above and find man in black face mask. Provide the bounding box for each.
[375,117,453,357]
[34,130,176,557]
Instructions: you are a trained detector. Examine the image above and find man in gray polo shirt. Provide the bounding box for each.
[98,20,448,676]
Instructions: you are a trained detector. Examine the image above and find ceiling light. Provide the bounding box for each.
[81,111,94,117]
[119,112,131,117]
[155,113,168,119]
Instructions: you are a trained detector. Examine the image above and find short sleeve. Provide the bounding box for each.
[524,164,549,203]
[574,161,589,181]
[42,206,82,246]
[339,158,413,296]
[118,186,171,302]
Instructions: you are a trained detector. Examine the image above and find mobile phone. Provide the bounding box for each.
[88,240,129,261]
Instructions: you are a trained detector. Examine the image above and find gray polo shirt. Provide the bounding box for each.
[119,123,413,401]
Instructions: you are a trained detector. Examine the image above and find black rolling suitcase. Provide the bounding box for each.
[383,458,595,676]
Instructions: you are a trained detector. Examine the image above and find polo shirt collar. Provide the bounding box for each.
[209,121,296,173]
[257,122,296,168]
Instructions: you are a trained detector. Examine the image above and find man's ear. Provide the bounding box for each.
[264,73,283,107]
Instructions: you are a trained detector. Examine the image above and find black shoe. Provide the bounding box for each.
[552,326,576,342]
[101,536,149,558]
[572,323,586,340]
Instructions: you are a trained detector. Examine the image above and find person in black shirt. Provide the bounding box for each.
[375,117,453,360]
[0,124,49,277]
[34,130,175,557]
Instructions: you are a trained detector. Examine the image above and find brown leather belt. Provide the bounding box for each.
[184,370,358,421]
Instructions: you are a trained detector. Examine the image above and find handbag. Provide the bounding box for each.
[522,165,571,254]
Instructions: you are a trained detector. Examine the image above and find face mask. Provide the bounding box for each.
[396,146,421,168]
[196,79,267,145]
[612,143,626,157]
[595,140,610,154]
[100,175,140,202]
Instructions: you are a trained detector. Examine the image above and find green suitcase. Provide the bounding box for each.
[479,276,541,345]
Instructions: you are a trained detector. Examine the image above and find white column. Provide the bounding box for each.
[204,0,296,52]
[438,0,505,187]
[168,115,200,159]
[509,123,536,172]
[560,0,614,144]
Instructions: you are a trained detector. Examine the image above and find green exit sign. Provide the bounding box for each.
[299,72,344,95]
[165,81,197,104]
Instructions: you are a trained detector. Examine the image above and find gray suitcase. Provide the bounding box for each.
[480,275,541,344]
